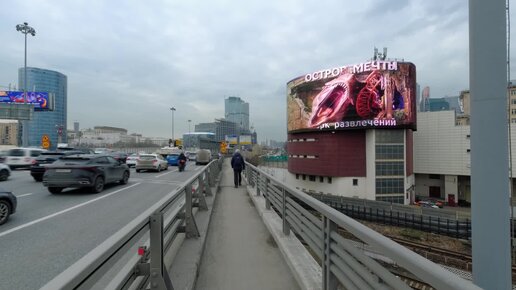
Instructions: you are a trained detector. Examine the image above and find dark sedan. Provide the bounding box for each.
[43,155,130,194]
[0,190,17,225]
[30,150,87,182]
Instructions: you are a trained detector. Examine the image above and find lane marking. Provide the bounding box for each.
[155,169,177,178]
[0,182,141,238]
[16,193,33,198]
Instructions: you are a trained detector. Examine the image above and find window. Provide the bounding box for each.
[328,177,332,184]
[302,175,306,180]
[319,176,324,183]
[429,174,440,179]
[512,119,516,124]
[376,144,404,160]
[375,161,404,176]
[296,174,299,180]
[353,179,358,186]
[512,109,516,115]
[511,99,516,104]
[309,175,316,181]
[375,178,404,194]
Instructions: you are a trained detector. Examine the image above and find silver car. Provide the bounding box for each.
[135,154,169,172]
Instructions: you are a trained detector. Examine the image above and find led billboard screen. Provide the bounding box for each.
[0,91,49,110]
[287,61,416,132]
[239,135,252,145]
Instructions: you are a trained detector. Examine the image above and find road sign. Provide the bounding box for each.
[42,141,50,149]
[42,134,50,149]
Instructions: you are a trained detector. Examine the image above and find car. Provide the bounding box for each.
[416,200,440,209]
[166,153,180,166]
[125,153,138,167]
[30,151,86,182]
[0,164,10,181]
[109,152,128,163]
[187,151,197,161]
[135,154,169,172]
[195,149,211,165]
[42,154,130,194]
[4,147,46,169]
[0,190,17,225]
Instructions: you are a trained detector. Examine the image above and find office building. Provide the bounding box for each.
[19,67,67,148]
[225,96,249,131]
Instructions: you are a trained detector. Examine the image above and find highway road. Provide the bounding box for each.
[0,163,203,290]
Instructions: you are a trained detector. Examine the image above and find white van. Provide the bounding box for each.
[5,147,46,169]
[195,149,211,165]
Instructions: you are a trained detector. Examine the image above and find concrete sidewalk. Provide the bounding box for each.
[195,159,300,290]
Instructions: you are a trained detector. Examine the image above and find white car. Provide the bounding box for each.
[4,148,46,170]
[126,153,138,167]
[135,154,169,172]
[0,163,11,181]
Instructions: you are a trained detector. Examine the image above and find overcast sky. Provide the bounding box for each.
[0,1,514,142]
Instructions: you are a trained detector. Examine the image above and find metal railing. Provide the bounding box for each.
[311,194,472,239]
[245,162,482,290]
[41,158,223,290]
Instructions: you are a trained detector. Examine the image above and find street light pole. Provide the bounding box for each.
[16,22,36,147]
[170,107,176,141]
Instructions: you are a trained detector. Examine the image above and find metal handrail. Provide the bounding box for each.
[245,162,482,290]
[41,158,223,290]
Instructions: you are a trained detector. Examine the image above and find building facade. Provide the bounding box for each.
[19,67,67,148]
[224,96,249,131]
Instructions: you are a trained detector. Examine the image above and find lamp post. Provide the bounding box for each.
[16,22,36,147]
[170,107,176,141]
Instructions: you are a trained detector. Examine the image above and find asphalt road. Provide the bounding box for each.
[0,163,203,290]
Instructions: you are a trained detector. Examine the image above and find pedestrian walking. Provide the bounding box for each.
[231,149,245,188]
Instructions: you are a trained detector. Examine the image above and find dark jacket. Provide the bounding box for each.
[231,152,245,171]
[178,153,187,162]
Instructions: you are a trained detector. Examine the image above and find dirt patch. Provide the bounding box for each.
[359,220,471,254]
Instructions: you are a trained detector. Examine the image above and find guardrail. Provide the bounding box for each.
[310,193,472,239]
[41,158,223,290]
[245,162,482,290]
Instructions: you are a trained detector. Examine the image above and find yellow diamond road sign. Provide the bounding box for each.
[42,135,50,149]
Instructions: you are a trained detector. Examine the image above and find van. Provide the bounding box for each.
[5,147,46,169]
[195,149,211,165]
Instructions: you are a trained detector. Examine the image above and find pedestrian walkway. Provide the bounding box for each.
[195,159,300,290]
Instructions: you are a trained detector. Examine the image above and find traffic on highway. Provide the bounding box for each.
[0,149,209,289]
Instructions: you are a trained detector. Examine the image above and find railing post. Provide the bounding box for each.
[149,213,174,290]
[207,167,214,187]
[265,178,271,210]
[184,185,200,238]
[193,180,208,211]
[323,216,338,290]
[202,171,213,196]
[256,172,261,196]
[250,168,255,187]
[282,187,290,235]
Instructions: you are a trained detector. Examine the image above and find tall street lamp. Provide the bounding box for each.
[170,107,176,140]
[16,22,36,147]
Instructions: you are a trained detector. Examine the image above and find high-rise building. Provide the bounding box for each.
[73,121,79,135]
[19,67,67,148]
[225,96,249,131]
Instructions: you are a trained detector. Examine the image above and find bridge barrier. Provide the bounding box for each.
[41,158,223,290]
[245,162,482,290]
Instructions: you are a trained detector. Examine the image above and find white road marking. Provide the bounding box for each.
[0,182,141,238]
[155,169,177,178]
[16,193,33,198]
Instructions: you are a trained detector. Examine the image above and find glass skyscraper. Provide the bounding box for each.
[224,96,249,131]
[19,67,67,148]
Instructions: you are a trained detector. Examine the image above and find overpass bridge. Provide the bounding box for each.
[41,158,483,290]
